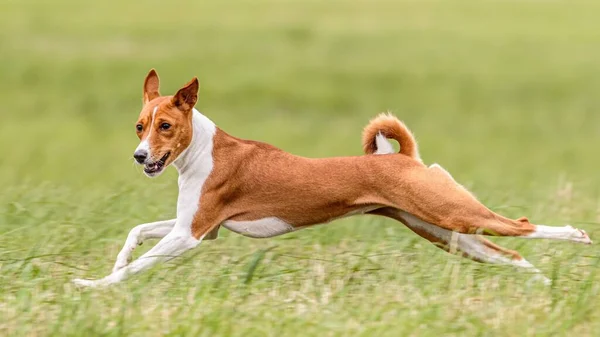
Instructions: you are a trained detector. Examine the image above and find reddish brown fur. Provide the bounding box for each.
[190,128,535,239]
[362,112,419,159]
[136,72,197,167]
[370,207,523,262]
[136,70,536,243]
[142,69,160,104]
[359,115,528,262]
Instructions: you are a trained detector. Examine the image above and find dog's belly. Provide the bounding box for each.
[222,217,296,238]
[222,206,379,238]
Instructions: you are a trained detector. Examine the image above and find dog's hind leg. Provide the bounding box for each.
[370,208,551,284]
[425,164,591,244]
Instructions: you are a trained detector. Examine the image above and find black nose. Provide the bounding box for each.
[133,150,148,164]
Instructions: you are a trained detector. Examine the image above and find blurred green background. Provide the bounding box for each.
[1,0,599,336]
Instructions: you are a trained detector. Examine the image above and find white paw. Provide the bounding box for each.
[72,278,103,288]
[532,274,552,286]
[568,226,592,244]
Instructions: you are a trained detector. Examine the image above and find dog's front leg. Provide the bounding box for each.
[73,227,201,288]
[112,219,177,273]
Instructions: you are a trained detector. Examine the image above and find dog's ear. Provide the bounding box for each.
[143,69,160,104]
[171,77,199,112]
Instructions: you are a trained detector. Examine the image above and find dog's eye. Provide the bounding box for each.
[160,123,171,130]
[136,124,143,132]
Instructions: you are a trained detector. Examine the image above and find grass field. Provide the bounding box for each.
[2,0,600,335]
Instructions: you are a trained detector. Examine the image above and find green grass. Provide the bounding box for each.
[1,0,600,335]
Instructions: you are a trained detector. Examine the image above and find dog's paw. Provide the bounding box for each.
[72,277,114,288]
[72,278,100,288]
[528,274,552,287]
[567,226,592,244]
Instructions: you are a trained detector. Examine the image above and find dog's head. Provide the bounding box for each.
[133,69,199,177]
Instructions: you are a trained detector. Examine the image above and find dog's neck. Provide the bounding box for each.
[173,109,216,178]
[172,109,216,224]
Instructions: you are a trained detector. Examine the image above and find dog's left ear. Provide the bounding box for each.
[172,77,199,112]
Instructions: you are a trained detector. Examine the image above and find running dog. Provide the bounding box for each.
[73,70,592,287]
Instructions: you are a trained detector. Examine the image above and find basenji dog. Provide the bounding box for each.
[73,70,592,287]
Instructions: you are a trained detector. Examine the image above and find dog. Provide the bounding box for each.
[73,70,592,287]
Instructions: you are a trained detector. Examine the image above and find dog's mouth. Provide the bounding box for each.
[144,152,170,176]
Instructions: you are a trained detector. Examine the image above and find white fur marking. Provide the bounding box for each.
[74,231,202,287]
[397,210,548,282]
[429,163,451,177]
[374,132,395,154]
[223,218,296,238]
[399,211,489,260]
[172,109,217,238]
[74,109,218,287]
[222,207,379,239]
[525,225,591,244]
[135,139,150,154]
[112,219,176,273]
[134,105,159,156]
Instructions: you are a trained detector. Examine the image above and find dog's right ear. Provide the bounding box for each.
[143,69,160,104]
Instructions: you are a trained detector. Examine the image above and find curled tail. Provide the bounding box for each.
[361,112,421,161]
